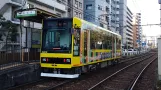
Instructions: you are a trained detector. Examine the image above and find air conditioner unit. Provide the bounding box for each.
[56,13,61,17]
[57,0,62,3]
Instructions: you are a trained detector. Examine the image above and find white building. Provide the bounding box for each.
[84,0,119,34]
[109,0,120,34]
[0,0,68,50]
[125,7,133,49]
[119,0,133,49]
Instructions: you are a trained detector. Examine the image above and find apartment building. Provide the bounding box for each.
[84,0,120,32]
[84,0,108,29]
[119,0,126,48]
[68,0,83,19]
[0,0,24,50]
[132,13,139,48]
[0,0,68,49]
[125,7,133,48]
[137,13,142,48]
[110,0,120,33]
[119,0,133,49]
[132,13,142,49]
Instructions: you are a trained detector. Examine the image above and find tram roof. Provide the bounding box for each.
[77,17,121,37]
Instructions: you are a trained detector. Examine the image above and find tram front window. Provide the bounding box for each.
[42,28,72,53]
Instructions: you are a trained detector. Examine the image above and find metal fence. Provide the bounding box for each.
[0,48,40,71]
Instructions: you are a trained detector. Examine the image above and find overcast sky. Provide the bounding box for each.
[127,0,160,37]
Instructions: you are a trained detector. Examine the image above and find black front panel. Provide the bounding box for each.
[42,18,72,53]
[41,58,71,64]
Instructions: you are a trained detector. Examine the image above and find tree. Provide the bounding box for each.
[0,14,18,42]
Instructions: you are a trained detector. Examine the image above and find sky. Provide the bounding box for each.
[127,0,160,38]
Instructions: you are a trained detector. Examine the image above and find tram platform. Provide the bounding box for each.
[0,60,40,90]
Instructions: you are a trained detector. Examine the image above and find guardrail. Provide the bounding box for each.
[122,50,148,56]
[0,48,40,71]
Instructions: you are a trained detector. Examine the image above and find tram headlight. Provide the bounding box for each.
[42,58,46,62]
[66,59,70,62]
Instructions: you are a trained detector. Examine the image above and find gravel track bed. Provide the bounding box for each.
[132,58,157,90]
[91,54,157,90]
[9,78,69,90]
[8,52,154,90]
[53,53,154,90]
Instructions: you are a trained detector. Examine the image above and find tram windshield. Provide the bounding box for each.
[42,19,72,53]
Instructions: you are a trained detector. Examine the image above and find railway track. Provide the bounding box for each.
[88,54,157,90]
[127,57,157,90]
[119,52,151,63]
[130,57,157,90]
[7,78,72,90]
[53,53,155,90]
[6,52,155,90]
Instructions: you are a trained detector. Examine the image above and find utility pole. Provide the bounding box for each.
[160,4,161,37]
[20,19,23,62]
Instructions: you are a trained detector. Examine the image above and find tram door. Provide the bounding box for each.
[112,35,116,58]
[83,30,89,63]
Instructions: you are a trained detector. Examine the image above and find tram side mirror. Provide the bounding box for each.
[70,28,81,35]
[70,28,74,34]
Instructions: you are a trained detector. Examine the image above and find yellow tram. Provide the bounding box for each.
[40,17,122,78]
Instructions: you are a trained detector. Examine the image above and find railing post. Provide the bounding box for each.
[158,38,161,80]
[28,48,29,63]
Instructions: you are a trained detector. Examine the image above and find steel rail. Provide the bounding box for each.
[127,57,157,90]
[88,54,155,90]
[7,78,48,90]
[46,79,73,90]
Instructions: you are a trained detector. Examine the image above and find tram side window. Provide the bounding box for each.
[107,33,112,49]
[96,30,103,49]
[102,31,107,49]
[90,30,104,49]
[116,36,118,49]
[90,30,97,49]
[103,33,108,49]
[73,28,80,56]
[116,37,120,49]
[90,30,113,50]
[118,39,121,49]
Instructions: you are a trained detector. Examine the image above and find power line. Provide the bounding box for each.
[132,0,140,12]
[133,24,161,26]
[64,1,160,28]
[61,1,115,27]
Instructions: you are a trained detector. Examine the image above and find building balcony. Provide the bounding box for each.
[0,0,22,15]
[115,0,119,2]
[116,17,119,21]
[126,31,133,37]
[9,0,23,7]
[116,5,119,9]
[116,23,119,27]
[11,18,20,24]
[126,35,133,40]
[116,11,119,14]
[35,0,67,12]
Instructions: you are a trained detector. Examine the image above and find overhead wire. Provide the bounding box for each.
[59,1,161,28]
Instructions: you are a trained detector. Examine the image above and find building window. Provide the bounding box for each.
[79,2,82,8]
[75,11,78,16]
[27,3,34,8]
[86,4,92,10]
[98,5,103,10]
[106,0,110,3]
[106,6,109,12]
[79,13,82,18]
[75,0,78,7]
[106,16,109,21]
[100,23,104,28]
